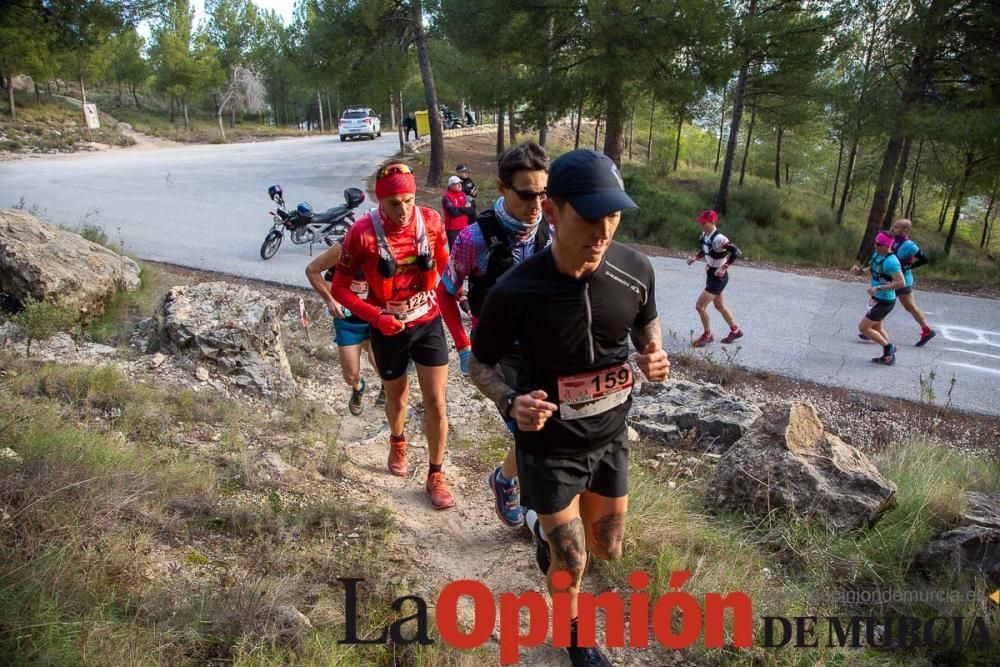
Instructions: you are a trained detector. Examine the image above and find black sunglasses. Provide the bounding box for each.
[505,183,547,202]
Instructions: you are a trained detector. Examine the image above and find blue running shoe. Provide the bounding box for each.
[459,349,470,377]
[489,466,524,527]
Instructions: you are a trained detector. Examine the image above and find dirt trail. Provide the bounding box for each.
[322,357,668,666]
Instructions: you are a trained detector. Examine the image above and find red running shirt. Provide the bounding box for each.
[331,206,448,328]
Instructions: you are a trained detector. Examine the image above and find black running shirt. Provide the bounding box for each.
[473,242,657,455]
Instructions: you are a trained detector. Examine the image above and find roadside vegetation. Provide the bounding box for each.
[0,90,134,154]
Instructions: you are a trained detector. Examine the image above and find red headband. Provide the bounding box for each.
[375,167,416,200]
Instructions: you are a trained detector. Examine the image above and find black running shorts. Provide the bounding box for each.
[370,316,449,380]
[517,432,629,515]
[705,266,729,295]
[865,298,896,322]
[896,286,912,296]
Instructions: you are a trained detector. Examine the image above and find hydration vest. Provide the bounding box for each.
[468,211,550,317]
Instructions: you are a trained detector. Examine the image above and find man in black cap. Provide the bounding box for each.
[470,149,669,667]
[455,164,478,216]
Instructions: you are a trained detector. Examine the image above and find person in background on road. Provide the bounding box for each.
[470,149,670,667]
[891,218,935,346]
[853,231,905,365]
[437,143,551,528]
[442,175,474,249]
[687,209,743,347]
[402,112,418,141]
[306,243,385,416]
[456,164,479,218]
[330,163,456,510]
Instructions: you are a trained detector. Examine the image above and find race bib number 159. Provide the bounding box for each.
[557,361,634,420]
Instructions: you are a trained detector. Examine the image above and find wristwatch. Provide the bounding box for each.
[499,390,519,420]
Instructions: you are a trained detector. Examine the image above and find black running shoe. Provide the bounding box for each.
[525,509,551,575]
[566,645,613,667]
[348,378,366,416]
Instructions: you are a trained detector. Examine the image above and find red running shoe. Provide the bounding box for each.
[693,332,714,348]
[722,328,743,344]
[426,471,455,509]
[915,330,936,347]
[387,435,408,476]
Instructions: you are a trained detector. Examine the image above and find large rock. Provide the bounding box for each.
[705,402,897,534]
[0,208,140,322]
[914,526,1000,577]
[961,492,1000,529]
[629,379,762,453]
[163,282,295,396]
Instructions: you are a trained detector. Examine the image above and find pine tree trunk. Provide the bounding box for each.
[715,0,756,214]
[79,75,91,139]
[627,104,635,161]
[413,0,444,186]
[944,153,974,256]
[317,90,324,132]
[183,98,190,130]
[496,104,504,156]
[389,92,396,130]
[131,83,142,110]
[738,101,757,188]
[774,126,784,189]
[647,97,655,163]
[575,97,583,150]
[170,94,175,123]
[508,102,515,145]
[538,12,555,148]
[672,113,683,172]
[217,106,227,141]
[905,139,924,218]
[831,134,845,209]
[34,80,40,105]
[593,112,600,151]
[938,179,956,231]
[326,92,334,131]
[980,193,995,248]
[882,135,911,228]
[785,162,790,186]
[5,73,15,119]
[396,90,405,154]
[714,87,727,173]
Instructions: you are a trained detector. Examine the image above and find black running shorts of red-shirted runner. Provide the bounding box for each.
[370,317,449,380]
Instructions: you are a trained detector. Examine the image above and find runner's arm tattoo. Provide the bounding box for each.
[591,513,626,560]
[469,354,512,407]
[630,316,663,352]
[549,517,587,587]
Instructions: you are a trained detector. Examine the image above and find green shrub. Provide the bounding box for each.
[12,297,80,356]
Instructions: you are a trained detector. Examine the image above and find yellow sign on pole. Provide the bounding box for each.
[83,103,100,130]
[991,590,1000,605]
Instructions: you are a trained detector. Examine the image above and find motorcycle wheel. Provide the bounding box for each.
[260,230,283,260]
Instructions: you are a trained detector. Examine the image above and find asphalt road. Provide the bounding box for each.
[0,133,394,284]
[2,137,998,416]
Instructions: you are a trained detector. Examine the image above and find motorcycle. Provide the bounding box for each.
[260,184,366,260]
[440,106,464,130]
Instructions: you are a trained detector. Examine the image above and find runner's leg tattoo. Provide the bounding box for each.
[548,517,587,587]
[590,513,626,560]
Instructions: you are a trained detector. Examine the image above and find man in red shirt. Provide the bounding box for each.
[330,163,455,509]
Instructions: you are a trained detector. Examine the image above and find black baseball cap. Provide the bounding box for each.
[546,150,637,220]
[455,164,469,172]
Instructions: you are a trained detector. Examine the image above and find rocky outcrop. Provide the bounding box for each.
[163,282,295,397]
[961,492,1000,530]
[0,208,140,322]
[629,379,762,453]
[705,402,897,534]
[914,526,1000,577]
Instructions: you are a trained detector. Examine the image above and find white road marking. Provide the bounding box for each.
[938,325,1000,348]
[944,362,1000,376]
[944,347,1000,361]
